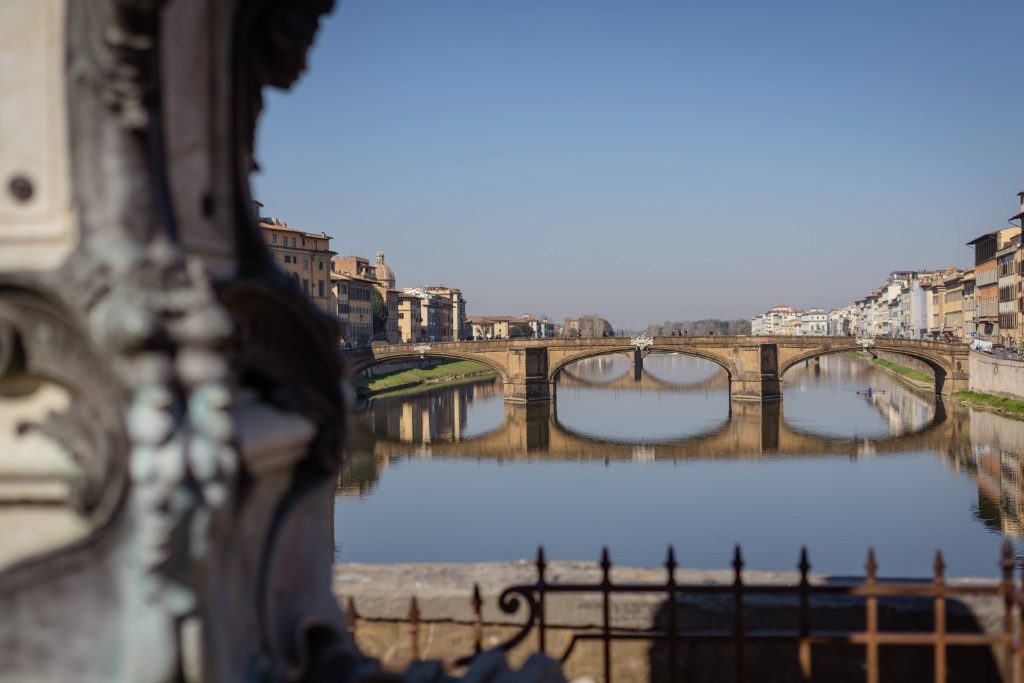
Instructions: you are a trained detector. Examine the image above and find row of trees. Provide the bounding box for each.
[635,319,753,337]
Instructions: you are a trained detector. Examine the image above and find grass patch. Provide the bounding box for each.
[870,357,934,384]
[952,391,1024,417]
[358,360,497,395]
[366,372,498,400]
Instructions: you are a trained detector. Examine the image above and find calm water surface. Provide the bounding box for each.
[337,353,1024,577]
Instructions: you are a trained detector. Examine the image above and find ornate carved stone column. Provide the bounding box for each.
[0,2,561,681]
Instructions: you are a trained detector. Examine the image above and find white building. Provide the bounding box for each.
[764,305,802,336]
[798,309,828,335]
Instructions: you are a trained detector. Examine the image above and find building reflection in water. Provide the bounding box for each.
[340,354,1024,542]
[340,379,502,497]
[940,409,1024,539]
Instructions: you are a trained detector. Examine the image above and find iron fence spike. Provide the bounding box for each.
[934,549,946,578]
[1000,539,1014,570]
[866,547,878,579]
[799,546,810,575]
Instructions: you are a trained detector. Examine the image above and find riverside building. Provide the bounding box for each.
[260,216,336,315]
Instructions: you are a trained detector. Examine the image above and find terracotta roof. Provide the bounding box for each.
[259,221,331,241]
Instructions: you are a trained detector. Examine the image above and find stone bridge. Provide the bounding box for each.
[345,336,970,403]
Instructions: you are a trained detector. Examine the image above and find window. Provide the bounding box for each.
[291,237,296,247]
[318,280,324,297]
[284,255,291,264]
[272,234,277,244]
[303,259,309,270]
[303,278,309,294]
[318,262,323,270]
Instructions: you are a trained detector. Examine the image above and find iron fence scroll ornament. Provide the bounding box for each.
[421,542,1024,683]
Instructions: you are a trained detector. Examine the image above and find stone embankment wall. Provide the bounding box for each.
[335,562,1007,682]
[358,357,455,377]
[969,351,1024,401]
[874,350,934,376]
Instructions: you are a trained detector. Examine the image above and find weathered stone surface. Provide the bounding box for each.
[337,562,1012,682]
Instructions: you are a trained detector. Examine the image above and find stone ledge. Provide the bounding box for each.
[334,562,1005,632]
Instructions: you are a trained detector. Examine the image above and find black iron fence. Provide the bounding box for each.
[347,542,1023,682]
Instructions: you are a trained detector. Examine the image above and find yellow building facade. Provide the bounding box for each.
[260,220,336,315]
[397,294,423,343]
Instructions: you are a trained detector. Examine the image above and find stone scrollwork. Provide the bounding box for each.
[0,0,564,681]
[0,287,129,574]
[630,333,654,352]
[73,0,167,130]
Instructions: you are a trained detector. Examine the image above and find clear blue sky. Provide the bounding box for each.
[253,0,1024,327]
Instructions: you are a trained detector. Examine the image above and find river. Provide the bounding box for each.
[336,353,1024,577]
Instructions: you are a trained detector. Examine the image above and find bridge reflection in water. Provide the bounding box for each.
[352,354,946,461]
[339,354,1024,571]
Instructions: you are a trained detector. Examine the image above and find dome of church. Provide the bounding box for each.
[374,251,395,288]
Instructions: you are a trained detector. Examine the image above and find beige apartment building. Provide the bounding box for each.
[397,294,423,343]
[260,219,336,315]
[942,272,965,338]
[402,289,455,342]
[332,252,401,343]
[995,234,1022,347]
[962,271,976,338]
[422,286,468,340]
[469,316,514,340]
[331,271,374,343]
[968,226,1021,341]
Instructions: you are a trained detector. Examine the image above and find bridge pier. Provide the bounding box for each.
[504,347,555,403]
[730,343,782,403]
[940,371,970,396]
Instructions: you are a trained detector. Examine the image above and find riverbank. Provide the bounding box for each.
[952,390,1024,421]
[870,356,934,388]
[848,352,1024,420]
[846,351,934,391]
[357,360,497,398]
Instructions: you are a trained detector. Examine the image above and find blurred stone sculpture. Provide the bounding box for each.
[0,1,561,681]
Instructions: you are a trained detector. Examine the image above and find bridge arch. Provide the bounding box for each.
[777,342,953,394]
[547,345,738,384]
[558,365,730,393]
